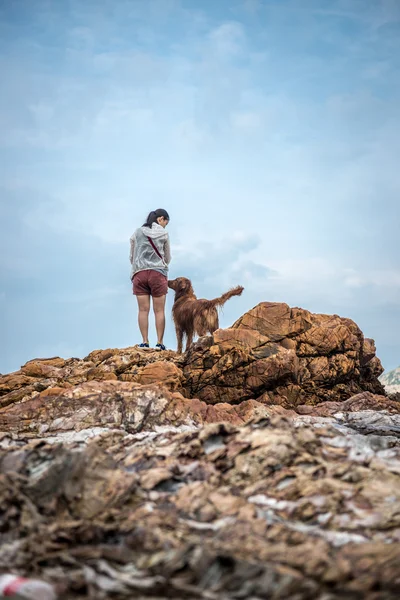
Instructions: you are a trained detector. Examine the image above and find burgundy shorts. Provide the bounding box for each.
[132,270,168,297]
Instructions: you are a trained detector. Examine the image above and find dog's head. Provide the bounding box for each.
[168,277,194,296]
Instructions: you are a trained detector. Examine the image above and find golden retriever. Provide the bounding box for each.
[168,277,244,353]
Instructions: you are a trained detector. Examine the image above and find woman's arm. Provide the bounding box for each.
[164,236,171,265]
[129,235,135,264]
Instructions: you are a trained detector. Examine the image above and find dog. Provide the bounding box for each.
[168,277,244,353]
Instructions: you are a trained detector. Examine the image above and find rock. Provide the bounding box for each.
[0,416,399,598]
[0,301,399,599]
[183,302,385,407]
[129,361,183,392]
[0,347,184,409]
[0,385,38,409]
[21,360,66,379]
[296,391,400,417]
[0,380,278,438]
[0,373,37,397]
[0,305,386,413]
[22,357,67,369]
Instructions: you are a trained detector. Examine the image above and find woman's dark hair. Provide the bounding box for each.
[143,208,170,228]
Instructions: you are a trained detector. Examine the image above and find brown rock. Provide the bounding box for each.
[297,391,400,417]
[184,302,385,407]
[362,338,377,365]
[21,361,66,379]
[213,327,270,349]
[0,346,185,410]
[0,416,399,598]
[0,380,276,436]
[39,386,71,397]
[0,302,398,599]
[135,361,183,392]
[233,302,312,341]
[0,385,37,409]
[22,356,67,368]
[0,373,37,396]
[86,366,118,381]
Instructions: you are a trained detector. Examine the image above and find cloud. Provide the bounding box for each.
[241,0,263,15]
[1,0,400,373]
[230,110,262,131]
[208,22,245,57]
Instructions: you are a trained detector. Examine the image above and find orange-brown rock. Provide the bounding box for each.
[296,391,400,416]
[0,385,37,409]
[0,373,37,396]
[183,302,385,407]
[0,380,277,437]
[22,356,67,369]
[21,360,66,379]
[85,366,118,381]
[0,303,388,414]
[0,347,184,410]
[132,360,183,392]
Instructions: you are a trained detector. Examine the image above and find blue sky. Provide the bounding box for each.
[1,0,400,374]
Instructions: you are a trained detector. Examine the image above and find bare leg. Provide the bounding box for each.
[153,295,166,344]
[136,295,150,343]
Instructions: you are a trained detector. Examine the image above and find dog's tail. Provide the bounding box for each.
[209,285,244,308]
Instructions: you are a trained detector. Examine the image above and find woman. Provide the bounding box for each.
[129,209,171,350]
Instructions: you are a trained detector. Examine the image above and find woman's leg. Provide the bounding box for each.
[136,295,150,343]
[153,295,166,345]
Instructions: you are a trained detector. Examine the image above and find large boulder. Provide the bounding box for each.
[183,302,385,407]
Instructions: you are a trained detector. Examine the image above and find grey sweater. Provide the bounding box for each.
[129,224,171,279]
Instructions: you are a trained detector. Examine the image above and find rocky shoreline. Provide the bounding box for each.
[1,302,399,598]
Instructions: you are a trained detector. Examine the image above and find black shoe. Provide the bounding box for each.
[155,343,166,351]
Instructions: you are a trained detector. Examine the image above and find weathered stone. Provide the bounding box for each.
[22,356,67,369]
[0,416,399,598]
[0,304,386,414]
[21,361,66,379]
[0,307,398,600]
[0,380,277,437]
[86,366,118,381]
[0,385,37,409]
[134,361,183,392]
[184,302,385,407]
[0,373,37,396]
[297,391,400,417]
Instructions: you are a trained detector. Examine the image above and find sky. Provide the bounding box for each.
[1,0,400,374]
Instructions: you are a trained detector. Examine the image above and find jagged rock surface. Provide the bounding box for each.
[0,303,386,413]
[1,415,400,599]
[0,303,399,598]
[184,302,385,407]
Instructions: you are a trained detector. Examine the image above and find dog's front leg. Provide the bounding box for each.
[176,327,184,354]
[185,330,193,353]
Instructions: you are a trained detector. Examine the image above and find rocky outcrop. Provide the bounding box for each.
[1,415,400,599]
[0,303,387,414]
[0,348,184,410]
[0,380,281,438]
[0,302,399,598]
[184,302,385,407]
